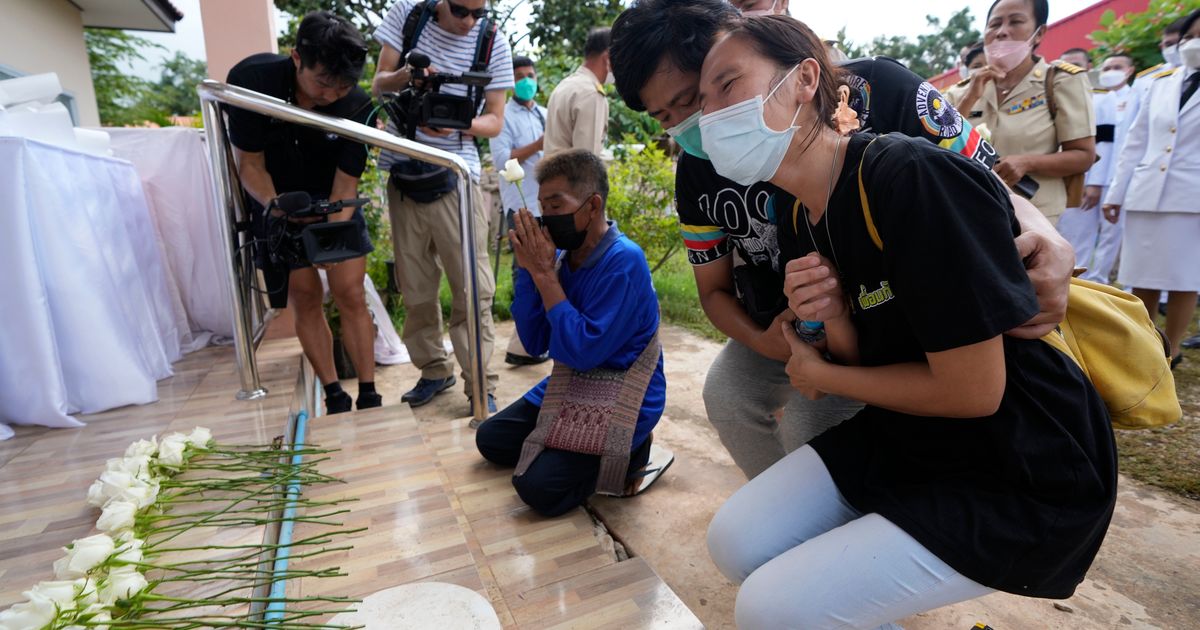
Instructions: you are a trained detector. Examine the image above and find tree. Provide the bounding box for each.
[851,8,980,79]
[85,28,169,126]
[1089,0,1200,72]
[528,0,623,59]
[148,52,208,117]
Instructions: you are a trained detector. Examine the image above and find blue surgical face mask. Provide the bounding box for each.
[666,110,708,159]
[698,64,804,186]
[514,76,538,102]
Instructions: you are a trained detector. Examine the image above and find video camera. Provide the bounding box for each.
[266,191,371,267]
[381,51,492,140]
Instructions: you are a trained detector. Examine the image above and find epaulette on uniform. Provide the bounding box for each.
[1136,63,1164,79]
[955,77,971,88]
[1052,60,1086,74]
[1151,67,1180,80]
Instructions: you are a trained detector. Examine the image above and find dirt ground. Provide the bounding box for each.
[364,321,1200,630]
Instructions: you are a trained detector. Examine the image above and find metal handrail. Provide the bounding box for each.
[197,80,488,421]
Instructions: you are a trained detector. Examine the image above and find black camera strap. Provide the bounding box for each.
[400,0,497,117]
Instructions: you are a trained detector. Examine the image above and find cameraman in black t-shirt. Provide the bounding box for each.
[226,11,379,414]
[609,0,1076,479]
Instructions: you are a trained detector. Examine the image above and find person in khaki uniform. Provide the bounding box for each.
[544,27,611,156]
[945,0,1095,222]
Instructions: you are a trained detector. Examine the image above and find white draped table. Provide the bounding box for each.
[0,136,183,437]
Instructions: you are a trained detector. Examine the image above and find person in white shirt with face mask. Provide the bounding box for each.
[1057,53,1136,284]
[1103,8,1200,368]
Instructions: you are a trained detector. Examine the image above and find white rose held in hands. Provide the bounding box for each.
[500,158,532,211]
[500,158,525,182]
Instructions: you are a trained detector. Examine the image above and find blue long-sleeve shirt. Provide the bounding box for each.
[513,222,666,450]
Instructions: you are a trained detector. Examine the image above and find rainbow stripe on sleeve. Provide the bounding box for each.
[680,224,728,252]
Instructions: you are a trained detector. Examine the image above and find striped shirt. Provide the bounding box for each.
[375,0,514,181]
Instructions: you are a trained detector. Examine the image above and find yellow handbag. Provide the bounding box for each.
[853,141,1181,430]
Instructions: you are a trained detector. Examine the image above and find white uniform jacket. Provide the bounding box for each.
[1106,67,1200,213]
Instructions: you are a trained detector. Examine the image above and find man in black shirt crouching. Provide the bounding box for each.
[226,11,379,414]
[609,0,1076,480]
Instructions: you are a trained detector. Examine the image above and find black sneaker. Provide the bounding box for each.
[505,352,550,366]
[356,391,383,410]
[1181,333,1200,350]
[325,390,353,415]
[401,376,456,407]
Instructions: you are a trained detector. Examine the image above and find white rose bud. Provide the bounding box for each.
[117,479,159,510]
[113,538,144,566]
[74,578,100,608]
[156,439,186,470]
[106,455,152,481]
[0,593,57,629]
[63,534,116,577]
[124,437,158,459]
[187,426,212,450]
[27,580,79,611]
[96,500,138,535]
[86,479,110,508]
[974,122,992,142]
[99,567,148,604]
[500,158,525,183]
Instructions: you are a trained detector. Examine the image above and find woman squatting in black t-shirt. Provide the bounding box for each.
[696,14,1117,629]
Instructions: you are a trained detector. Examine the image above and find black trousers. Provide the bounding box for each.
[475,397,652,517]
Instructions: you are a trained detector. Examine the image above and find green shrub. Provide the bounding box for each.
[607,136,682,274]
[1090,0,1200,71]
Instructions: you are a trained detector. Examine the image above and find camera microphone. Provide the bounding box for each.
[406,52,431,70]
[274,191,312,216]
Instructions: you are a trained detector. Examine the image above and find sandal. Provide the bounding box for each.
[1171,353,1184,371]
[620,444,675,497]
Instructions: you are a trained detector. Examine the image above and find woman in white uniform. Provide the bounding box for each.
[1104,8,1200,367]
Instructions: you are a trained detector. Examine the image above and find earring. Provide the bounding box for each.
[832,85,861,136]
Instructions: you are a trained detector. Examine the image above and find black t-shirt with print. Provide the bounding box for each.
[674,57,997,321]
[787,133,1116,599]
[225,53,374,199]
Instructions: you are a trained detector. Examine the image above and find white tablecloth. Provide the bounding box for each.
[106,127,235,344]
[0,136,182,435]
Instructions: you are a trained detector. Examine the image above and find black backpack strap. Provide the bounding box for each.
[471,17,498,73]
[400,0,438,63]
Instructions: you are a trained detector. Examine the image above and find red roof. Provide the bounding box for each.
[928,0,1149,90]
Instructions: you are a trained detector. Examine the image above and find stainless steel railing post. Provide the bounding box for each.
[200,96,267,401]
[458,176,487,421]
[197,81,488,422]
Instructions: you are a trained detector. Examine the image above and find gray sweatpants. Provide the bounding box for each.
[702,339,863,479]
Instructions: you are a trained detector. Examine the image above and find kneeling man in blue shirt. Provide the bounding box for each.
[475,149,672,517]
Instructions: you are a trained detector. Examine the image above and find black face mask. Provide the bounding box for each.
[542,195,593,251]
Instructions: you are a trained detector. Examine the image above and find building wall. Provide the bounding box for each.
[199,0,278,83]
[0,0,101,127]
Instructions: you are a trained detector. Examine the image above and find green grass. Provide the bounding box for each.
[652,254,724,342]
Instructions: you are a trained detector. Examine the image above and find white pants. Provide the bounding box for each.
[1057,194,1124,284]
[707,446,993,629]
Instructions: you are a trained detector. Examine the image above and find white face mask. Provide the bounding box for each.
[1181,39,1200,70]
[959,64,971,80]
[1098,69,1130,89]
[1163,43,1182,68]
[699,64,804,186]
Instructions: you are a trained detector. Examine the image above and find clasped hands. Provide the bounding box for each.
[776,253,849,400]
[509,208,556,276]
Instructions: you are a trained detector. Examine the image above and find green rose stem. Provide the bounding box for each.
[515,180,530,211]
